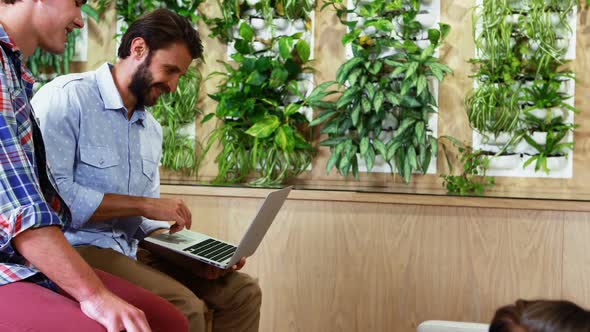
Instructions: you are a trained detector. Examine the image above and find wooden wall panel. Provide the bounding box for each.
[563,212,590,308]
[164,192,568,332]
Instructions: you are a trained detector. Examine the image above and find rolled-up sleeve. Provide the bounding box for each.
[0,69,64,251]
[31,86,103,229]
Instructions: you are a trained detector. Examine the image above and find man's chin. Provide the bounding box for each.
[40,42,66,55]
[143,98,158,107]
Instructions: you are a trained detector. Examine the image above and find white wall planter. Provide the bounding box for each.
[523,155,569,172]
[481,132,514,146]
[415,39,431,49]
[487,154,521,170]
[522,107,565,120]
[177,122,196,139]
[273,18,290,31]
[293,19,306,30]
[250,18,266,30]
[415,13,437,29]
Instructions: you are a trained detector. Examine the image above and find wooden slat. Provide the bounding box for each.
[161,185,590,212]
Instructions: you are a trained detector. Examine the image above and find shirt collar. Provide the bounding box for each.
[0,25,36,90]
[96,62,146,127]
[0,24,19,53]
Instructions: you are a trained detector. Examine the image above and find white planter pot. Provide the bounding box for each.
[546,12,562,26]
[504,13,520,25]
[514,132,547,154]
[392,16,402,31]
[243,9,258,17]
[363,26,377,35]
[529,131,547,145]
[524,107,565,120]
[415,39,431,49]
[487,154,521,170]
[547,156,569,170]
[273,18,290,31]
[483,132,513,145]
[558,79,571,95]
[177,122,196,139]
[556,38,570,51]
[297,80,312,96]
[381,113,398,131]
[529,39,540,52]
[252,41,267,52]
[415,13,436,29]
[293,19,306,31]
[523,155,569,172]
[250,18,266,30]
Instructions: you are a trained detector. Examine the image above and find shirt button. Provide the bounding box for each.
[99,159,104,165]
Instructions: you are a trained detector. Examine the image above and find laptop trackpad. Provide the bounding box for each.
[151,232,195,245]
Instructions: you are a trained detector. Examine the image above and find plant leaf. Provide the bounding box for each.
[245,115,281,138]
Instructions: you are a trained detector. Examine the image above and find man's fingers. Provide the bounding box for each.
[122,318,139,332]
[106,323,120,332]
[180,204,192,229]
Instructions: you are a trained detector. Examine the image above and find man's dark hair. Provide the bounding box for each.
[118,8,203,60]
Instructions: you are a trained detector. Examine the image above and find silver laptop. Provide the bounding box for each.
[144,186,292,269]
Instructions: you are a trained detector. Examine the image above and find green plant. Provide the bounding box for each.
[205,0,315,43]
[309,0,451,183]
[522,78,577,113]
[150,67,203,174]
[440,136,495,195]
[114,0,201,25]
[462,0,581,179]
[201,29,315,185]
[522,128,574,173]
[465,82,521,138]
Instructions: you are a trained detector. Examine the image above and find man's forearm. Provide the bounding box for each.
[90,194,149,222]
[12,226,104,302]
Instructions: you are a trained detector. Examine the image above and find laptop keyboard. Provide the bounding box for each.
[183,238,237,263]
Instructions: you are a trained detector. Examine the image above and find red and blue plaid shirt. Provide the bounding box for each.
[0,25,71,290]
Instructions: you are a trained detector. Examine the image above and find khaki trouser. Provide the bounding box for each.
[76,245,262,332]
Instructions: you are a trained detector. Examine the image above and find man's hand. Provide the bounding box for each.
[142,198,192,233]
[80,288,151,332]
[13,226,151,332]
[194,257,247,280]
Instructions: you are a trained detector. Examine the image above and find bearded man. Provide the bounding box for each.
[32,8,262,332]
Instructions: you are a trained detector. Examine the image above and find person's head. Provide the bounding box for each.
[117,8,203,108]
[0,0,85,55]
[490,299,590,332]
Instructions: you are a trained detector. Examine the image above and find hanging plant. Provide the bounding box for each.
[200,25,315,185]
[150,68,203,175]
[204,0,315,43]
[439,136,495,195]
[461,0,581,181]
[115,0,201,25]
[308,0,452,183]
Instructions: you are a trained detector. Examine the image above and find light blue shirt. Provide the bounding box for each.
[31,62,169,258]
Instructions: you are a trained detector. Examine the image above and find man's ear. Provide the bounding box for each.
[130,37,149,61]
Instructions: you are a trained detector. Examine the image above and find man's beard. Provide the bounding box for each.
[128,56,169,108]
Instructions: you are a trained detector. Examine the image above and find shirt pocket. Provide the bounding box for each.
[137,156,157,195]
[78,146,120,188]
[141,157,157,181]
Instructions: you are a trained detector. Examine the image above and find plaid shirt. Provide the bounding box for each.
[0,25,71,289]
